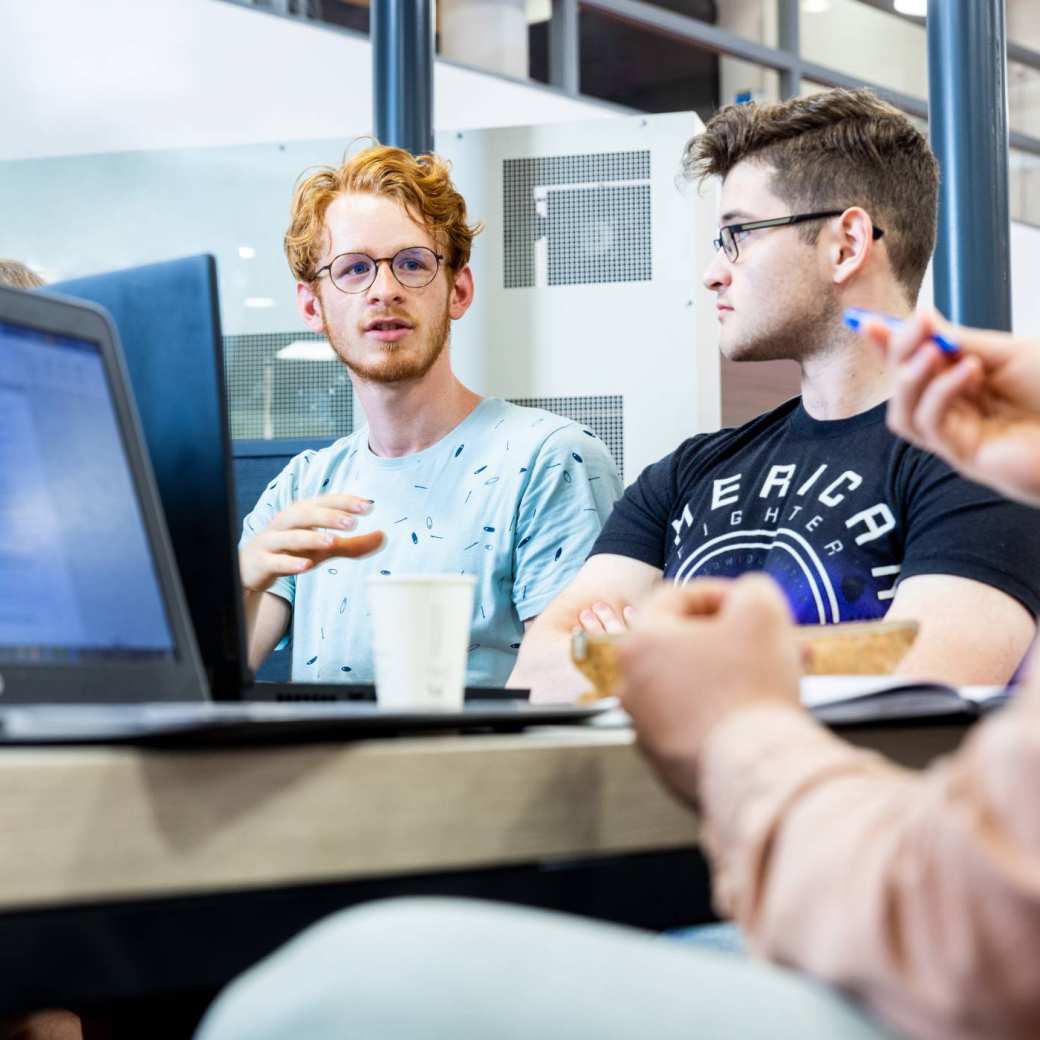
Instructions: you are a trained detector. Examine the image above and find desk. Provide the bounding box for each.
[0,718,971,1018]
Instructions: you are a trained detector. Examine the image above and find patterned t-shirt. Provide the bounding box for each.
[591,397,1040,625]
[241,398,622,686]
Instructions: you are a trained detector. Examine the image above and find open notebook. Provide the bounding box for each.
[800,676,1009,725]
[589,678,1010,729]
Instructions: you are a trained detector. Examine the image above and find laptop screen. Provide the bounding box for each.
[0,319,176,662]
[52,256,251,696]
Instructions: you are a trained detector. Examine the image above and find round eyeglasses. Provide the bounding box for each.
[315,246,445,294]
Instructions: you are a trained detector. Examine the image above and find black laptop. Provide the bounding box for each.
[0,282,601,742]
[51,256,283,700]
[0,284,208,705]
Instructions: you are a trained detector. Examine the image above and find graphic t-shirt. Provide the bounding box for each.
[591,397,1040,624]
[242,398,622,685]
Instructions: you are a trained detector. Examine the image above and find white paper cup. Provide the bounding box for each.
[366,574,476,710]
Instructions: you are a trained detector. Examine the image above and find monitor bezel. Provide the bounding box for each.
[0,285,209,704]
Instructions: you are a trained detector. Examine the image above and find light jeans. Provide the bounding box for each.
[195,898,902,1040]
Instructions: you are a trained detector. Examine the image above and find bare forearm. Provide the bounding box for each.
[509,610,587,702]
[243,589,265,672]
[242,590,290,673]
[511,556,661,701]
[885,575,1035,686]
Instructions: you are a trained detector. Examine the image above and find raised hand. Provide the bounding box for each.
[239,494,385,594]
[856,309,1040,508]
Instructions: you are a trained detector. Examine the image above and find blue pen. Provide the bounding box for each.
[843,307,959,355]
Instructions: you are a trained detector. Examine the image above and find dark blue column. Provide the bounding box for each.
[927,0,1011,330]
[372,0,435,155]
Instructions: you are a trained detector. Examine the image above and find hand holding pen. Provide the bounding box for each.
[844,307,1040,509]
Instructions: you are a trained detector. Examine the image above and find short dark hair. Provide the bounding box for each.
[684,88,939,300]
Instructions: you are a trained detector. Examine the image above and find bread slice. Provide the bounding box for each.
[799,618,919,675]
[570,617,920,700]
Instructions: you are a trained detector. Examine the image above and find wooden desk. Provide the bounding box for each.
[0,717,971,1017]
[0,727,696,912]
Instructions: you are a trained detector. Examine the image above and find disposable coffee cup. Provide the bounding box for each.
[366,574,476,710]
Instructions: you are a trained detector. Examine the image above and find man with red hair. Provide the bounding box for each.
[238,145,620,686]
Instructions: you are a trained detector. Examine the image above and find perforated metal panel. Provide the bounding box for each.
[546,185,651,286]
[503,151,653,289]
[223,332,354,440]
[507,394,623,476]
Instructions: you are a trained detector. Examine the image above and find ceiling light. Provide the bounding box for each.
[893,0,927,16]
[801,0,831,12]
[244,296,275,308]
[238,246,256,259]
[275,340,336,361]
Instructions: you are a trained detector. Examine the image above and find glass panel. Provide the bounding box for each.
[440,0,531,79]
[711,0,778,46]
[801,79,926,137]
[0,140,362,441]
[1009,60,1040,140]
[1010,149,1040,228]
[236,0,370,35]
[799,77,831,96]
[312,0,369,34]
[1008,0,1040,54]
[719,59,781,109]
[528,0,552,84]
[800,0,926,100]
[578,7,779,120]
[493,0,779,84]
[640,0,778,46]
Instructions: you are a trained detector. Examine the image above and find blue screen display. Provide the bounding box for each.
[0,321,176,661]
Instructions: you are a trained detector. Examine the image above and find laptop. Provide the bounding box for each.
[0,283,602,741]
[50,256,253,698]
[0,284,208,704]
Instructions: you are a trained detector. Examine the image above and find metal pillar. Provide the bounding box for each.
[778,0,801,99]
[927,0,1012,329]
[372,0,435,155]
[549,0,580,95]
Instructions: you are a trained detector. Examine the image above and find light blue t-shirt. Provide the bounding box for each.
[241,398,622,686]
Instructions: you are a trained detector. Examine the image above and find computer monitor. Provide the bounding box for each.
[0,285,207,703]
[50,257,250,697]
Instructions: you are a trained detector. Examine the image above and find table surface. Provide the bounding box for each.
[0,716,970,914]
[0,715,975,1018]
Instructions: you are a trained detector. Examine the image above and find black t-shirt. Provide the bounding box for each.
[592,397,1040,624]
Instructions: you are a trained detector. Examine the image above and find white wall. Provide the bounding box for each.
[0,0,613,163]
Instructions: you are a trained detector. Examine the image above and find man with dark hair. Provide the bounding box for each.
[511,88,1040,700]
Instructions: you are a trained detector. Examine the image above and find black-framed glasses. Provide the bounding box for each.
[713,210,885,263]
[315,246,445,294]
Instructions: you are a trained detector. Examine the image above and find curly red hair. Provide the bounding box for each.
[285,145,482,282]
